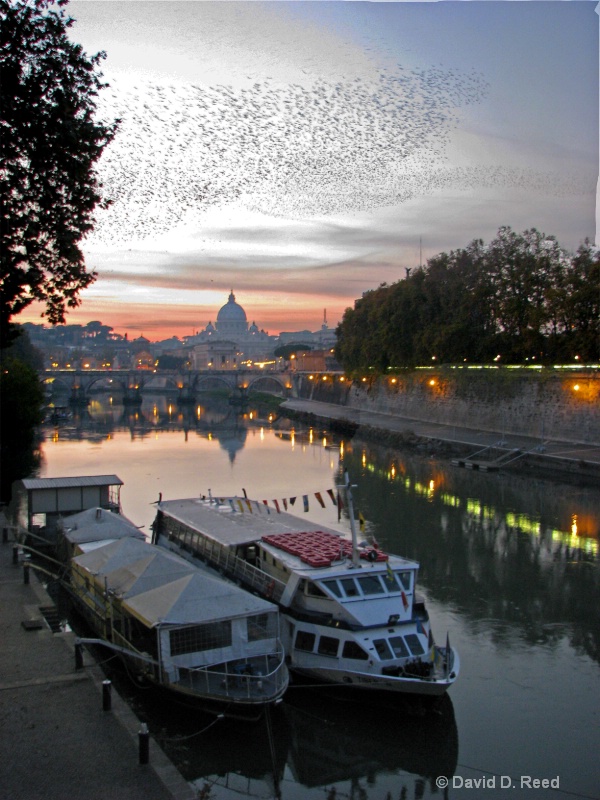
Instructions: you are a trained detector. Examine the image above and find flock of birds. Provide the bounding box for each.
[88,63,584,246]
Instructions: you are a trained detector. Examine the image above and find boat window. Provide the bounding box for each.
[389,636,410,658]
[383,570,401,591]
[373,638,394,660]
[170,621,232,656]
[247,613,276,642]
[404,634,425,656]
[357,575,385,595]
[322,580,342,598]
[399,571,412,590]
[342,641,369,661]
[340,578,360,598]
[317,635,339,657]
[294,630,316,652]
[305,581,327,598]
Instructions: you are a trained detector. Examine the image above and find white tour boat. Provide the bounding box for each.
[151,475,459,697]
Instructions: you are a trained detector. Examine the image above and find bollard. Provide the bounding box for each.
[138,723,150,765]
[102,679,112,711]
[12,545,18,565]
[75,642,84,670]
[2,527,7,544]
[23,562,30,585]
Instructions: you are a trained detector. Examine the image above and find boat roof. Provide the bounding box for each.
[158,497,353,548]
[20,475,123,490]
[157,497,419,572]
[73,537,276,627]
[126,571,272,628]
[60,507,144,545]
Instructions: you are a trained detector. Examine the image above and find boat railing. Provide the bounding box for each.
[166,522,286,603]
[175,648,288,701]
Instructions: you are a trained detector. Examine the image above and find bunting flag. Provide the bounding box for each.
[216,486,343,518]
[428,628,434,649]
[401,590,409,611]
[416,619,425,636]
[386,562,395,584]
[371,535,380,549]
[358,511,365,532]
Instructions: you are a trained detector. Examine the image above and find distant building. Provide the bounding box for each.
[278,310,337,350]
[185,291,277,368]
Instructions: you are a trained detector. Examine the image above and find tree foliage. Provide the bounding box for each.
[335,228,600,373]
[0,341,45,503]
[0,0,117,345]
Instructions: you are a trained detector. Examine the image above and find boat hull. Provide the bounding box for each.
[289,647,460,697]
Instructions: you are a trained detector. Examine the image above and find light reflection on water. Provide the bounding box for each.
[39,396,600,799]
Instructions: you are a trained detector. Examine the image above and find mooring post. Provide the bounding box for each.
[75,641,84,670]
[12,545,18,565]
[102,680,112,711]
[2,527,8,544]
[138,723,150,765]
[23,561,30,585]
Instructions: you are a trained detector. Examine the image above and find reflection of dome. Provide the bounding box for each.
[216,292,247,335]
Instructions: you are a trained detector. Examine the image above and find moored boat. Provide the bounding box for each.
[58,512,289,716]
[151,475,459,696]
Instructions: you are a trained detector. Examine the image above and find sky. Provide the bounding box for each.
[19,1,599,341]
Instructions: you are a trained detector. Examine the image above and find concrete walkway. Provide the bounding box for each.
[281,398,600,467]
[0,537,195,800]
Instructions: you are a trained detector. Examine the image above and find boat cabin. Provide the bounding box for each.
[12,474,123,539]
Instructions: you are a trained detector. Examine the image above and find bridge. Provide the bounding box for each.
[42,369,298,406]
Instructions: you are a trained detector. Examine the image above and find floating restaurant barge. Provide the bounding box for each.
[58,508,289,716]
[152,476,459,696]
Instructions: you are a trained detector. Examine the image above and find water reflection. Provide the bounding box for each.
[39,395,600,797]
[108,659,457,800]
[339,441,600,666]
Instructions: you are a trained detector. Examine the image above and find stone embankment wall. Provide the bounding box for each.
[295,369,600,446]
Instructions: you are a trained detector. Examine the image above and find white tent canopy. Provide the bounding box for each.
[73,536,276,628]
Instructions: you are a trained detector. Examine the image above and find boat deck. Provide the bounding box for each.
[173,654,286,706]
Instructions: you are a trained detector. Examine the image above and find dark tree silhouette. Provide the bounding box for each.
[0,0,117,345]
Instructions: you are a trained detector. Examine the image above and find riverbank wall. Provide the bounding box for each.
[293,368,600,447]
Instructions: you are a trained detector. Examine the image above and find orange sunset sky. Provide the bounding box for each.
[17,1,598,341]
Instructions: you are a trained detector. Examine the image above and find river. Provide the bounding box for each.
[37,395,600,800]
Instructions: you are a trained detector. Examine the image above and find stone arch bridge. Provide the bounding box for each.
[42,369,298,405]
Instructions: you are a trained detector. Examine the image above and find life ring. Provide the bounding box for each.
[368,549,378,562]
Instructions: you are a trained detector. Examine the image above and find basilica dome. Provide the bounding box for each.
[215,291,248,336]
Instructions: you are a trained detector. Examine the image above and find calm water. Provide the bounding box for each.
[38,396,600,800]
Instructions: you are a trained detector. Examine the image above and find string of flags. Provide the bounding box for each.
[209,488,369,529]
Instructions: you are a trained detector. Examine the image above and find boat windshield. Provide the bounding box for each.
[322,570,413,600]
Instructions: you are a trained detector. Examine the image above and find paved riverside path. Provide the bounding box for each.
[0,537,195,800]
[281,398,600,467]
